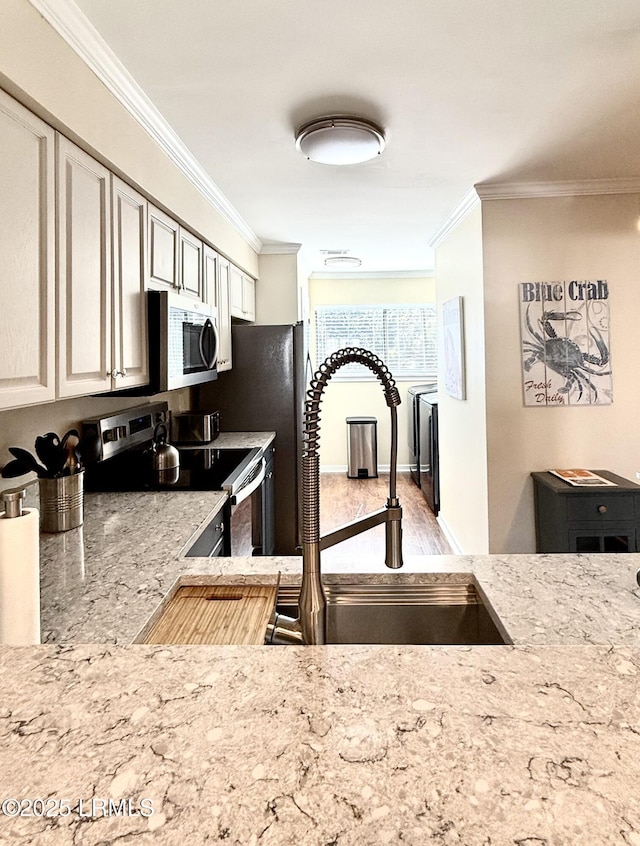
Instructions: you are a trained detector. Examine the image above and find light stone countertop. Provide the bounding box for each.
[201,430,276,451]
[38,430,276,643]
[0,643,639,844]
[39,490,229,643]
[3,456,640,844]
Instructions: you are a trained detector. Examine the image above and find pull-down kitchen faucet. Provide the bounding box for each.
[274,347,404,645]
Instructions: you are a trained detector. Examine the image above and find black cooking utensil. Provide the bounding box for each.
[35,432,64,476]
[33,429,80,477]
[1,458,36,478]
[6,447,48,478]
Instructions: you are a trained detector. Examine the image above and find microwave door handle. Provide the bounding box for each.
[199,318,219,370]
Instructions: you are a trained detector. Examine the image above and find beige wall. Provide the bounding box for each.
[435,204,490,553]
[482,193,640,552]
[0,0,258,277]
[255,254,299,325]
[308,275,436,469]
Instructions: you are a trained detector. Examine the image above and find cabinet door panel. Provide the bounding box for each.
[179,227,203,298]
[569,527,635,553]
[203,244,218,307]
[57,136,111,397]
[0,91,55,409]
[242,274,255,322]
[112,177,149,388]
[148,204,179,289]
[216,257,232,371]
[229,263,244,317]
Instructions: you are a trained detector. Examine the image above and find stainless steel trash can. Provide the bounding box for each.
[346,417,378,479]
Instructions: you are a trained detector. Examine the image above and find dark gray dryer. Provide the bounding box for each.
[407,383,436,487]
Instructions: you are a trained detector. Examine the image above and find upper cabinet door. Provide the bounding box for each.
[242,274,256,322]
[203,243,218,308]
[216,256,232,372]
[112,176,149,389]
[229,263,256,322]
[148,204,179,290]
[179,226,204,299]
[56,136,112,398]
[0,90,56,410]
[229,263,244,318]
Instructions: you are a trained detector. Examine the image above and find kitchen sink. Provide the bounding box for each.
[267,581,510,645]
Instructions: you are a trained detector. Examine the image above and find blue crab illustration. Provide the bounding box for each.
[522,306,611,400]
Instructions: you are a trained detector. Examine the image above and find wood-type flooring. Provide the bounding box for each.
[231,471,452,560]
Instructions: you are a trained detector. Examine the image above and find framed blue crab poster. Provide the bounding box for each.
[519,280,612,406]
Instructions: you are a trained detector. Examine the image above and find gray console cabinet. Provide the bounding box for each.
[531,470,640,553]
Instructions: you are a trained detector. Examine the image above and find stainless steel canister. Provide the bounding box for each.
[39,471,84,532]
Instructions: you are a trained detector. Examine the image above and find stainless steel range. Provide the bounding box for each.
[81,402,272,556]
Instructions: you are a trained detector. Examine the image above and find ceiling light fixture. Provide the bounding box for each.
[323,256,362,268]
[295,116,385,165]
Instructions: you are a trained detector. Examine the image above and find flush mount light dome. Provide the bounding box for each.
[295,116,385,165]
[324,256,362,268]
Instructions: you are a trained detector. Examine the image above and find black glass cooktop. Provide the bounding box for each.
[84,446,253,492]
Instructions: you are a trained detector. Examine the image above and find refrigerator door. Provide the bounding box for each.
[198,322,307,555]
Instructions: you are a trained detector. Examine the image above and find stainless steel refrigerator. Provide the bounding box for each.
[197,322,309,555]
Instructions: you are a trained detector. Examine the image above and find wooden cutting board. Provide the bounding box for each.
[142,585,277,645]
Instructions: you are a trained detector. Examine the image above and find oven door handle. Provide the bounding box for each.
[230,458,267,506]
[199,318,219,370]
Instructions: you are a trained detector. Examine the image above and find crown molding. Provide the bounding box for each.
[28,0,262,253]
[475,177,640,199]
[310,269,434,280]
[428,188,480,250]
[259,242,302,255]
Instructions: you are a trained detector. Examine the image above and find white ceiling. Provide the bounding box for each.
[71,0,640,272]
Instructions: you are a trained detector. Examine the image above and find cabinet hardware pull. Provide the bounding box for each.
[598,505,608,514]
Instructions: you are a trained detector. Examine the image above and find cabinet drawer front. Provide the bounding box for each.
[566,494,635,522]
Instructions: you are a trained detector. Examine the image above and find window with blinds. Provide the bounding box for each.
[314,303,437,380]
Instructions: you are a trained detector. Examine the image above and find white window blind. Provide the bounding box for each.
[314,303,437,380]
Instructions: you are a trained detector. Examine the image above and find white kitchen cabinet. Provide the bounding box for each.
[179,226,204,299]
[148,204,179,291]
[229,263,243,316]
[216,255,232,372]
[230,263,256,321]
[111,176,149,389]
[148,204,203,300]
[56,136,112,398]
[0,90,56,411]
[203,243,218,307]
[242,273,256,322]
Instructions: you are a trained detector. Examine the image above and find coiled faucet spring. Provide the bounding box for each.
[292,347,404,644]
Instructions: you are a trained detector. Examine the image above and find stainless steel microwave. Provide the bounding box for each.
[148,290,219,392]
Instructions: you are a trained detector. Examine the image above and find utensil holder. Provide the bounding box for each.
[39,471,84,533]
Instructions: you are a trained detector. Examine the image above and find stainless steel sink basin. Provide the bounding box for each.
[267,581,510,645]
